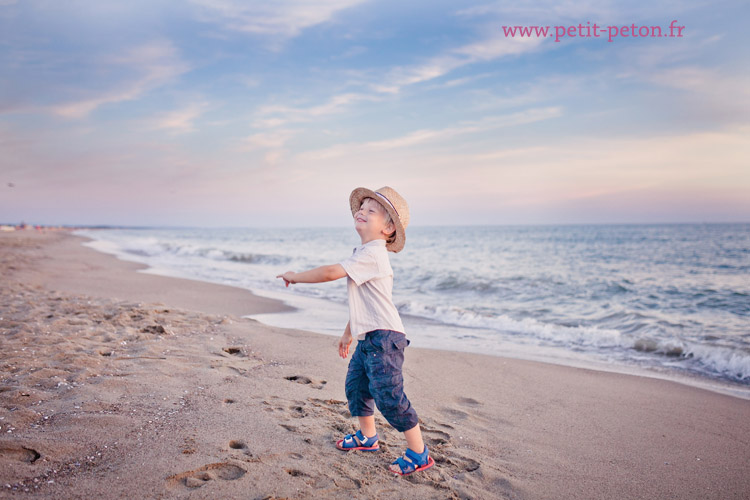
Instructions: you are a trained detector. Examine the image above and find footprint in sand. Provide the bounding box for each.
[288,404,308,418]
[308,398,349,417]
[284,468,308,477]
[283,467,337,490]
[435,396,483,423]
[228,440,253,457]
[166,462,246,489]
[422,428,451,446]
[440,454,481,473]
[440,407,470,421]
[211,362,251,376]
[456,396,482,407]
[211,348,263,375]
[141,324,169,335]
[229,440,247,450]
[0,444,41,463]
[285,375,327,390]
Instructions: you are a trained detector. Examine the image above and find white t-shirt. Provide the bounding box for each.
[339,239,406,340]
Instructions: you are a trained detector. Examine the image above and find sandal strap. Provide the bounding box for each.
[404,447,427,463]
[356,430,378,446]
[394,456,414,474]
[393,445,429,474]
[343,430,378,448]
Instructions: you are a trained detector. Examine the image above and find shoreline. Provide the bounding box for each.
[2,230,749,499]
[248,295,750,401]
[78,228,750,401]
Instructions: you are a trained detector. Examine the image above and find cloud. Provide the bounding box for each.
[52,40,190,118]
[151,101,210,133]
[298,106,562,160]
[240,130,294,151]
[253,92,382,128]
[447,125,750,204]
[190,0,365,39]
[376,35,544,93]
[243,4,553,139]
[613,37,750,125]
[646,66,750,118]
[53,90,141,119]
[455,0,638,25]
[275,122,749,222]
[453,34,543,61]
[428,72,494,90]
[252,29,548,132]
[235,129,297,166]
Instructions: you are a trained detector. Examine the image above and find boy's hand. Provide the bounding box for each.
[276,271,296,287]
[338,331,353,359]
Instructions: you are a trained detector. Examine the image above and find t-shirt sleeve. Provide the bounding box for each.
[339,248,384,286]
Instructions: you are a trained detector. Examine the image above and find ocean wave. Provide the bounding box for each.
[400,270,503,294]
[135,241,291,266]
[433,275,498,293]
[223,251,291,265]
[398,301,625,348]
[124,248,154,257]
[685,344,750,381]
[695,292,750,316]
[635,338,750,381]
[400,300,750,382]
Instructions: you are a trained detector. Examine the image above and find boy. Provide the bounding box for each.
[276,186,434,476]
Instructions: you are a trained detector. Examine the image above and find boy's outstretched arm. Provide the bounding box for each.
[276,264,347,287]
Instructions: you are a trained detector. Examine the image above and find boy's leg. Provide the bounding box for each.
[366,331,419,433]
[358,415,377,438]
[338,343,380,451]
[403,423,425,454]
[365,331,432,474]
[344,340,376,424]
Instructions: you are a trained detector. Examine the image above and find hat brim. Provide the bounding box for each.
[349,187,406,253]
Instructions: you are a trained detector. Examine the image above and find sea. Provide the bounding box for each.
[76,223,750,398]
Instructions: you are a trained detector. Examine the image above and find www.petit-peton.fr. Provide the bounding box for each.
[503,20,685,42]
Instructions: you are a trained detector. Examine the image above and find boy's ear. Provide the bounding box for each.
[382,221,395,235]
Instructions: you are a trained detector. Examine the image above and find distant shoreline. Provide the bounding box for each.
[2,220,749,232]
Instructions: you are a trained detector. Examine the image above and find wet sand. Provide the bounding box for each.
[1,230,749,499]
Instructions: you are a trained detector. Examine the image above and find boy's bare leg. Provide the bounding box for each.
[403,423,425,453]
[358,415,377,438]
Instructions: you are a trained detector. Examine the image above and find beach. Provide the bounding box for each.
[1,231,749,499]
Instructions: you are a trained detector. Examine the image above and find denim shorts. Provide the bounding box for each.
[344,329,419,433]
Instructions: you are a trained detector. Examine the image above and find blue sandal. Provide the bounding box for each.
[336,430,379,451]
[390,445,435,476]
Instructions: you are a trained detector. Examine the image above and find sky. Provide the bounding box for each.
[1,0,748,227]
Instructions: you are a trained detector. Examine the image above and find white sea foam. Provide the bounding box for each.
[398,301,626,348]
[683,343,750,381]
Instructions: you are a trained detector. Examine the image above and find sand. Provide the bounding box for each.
[1,230,748,499]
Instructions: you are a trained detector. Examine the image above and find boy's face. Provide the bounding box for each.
[354,198,393,243]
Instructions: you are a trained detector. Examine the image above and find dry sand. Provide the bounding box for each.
[1,230,748,499]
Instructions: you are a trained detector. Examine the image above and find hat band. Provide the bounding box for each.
[375,192,399,217]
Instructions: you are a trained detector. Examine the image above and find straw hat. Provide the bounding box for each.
[349,186,410,253]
